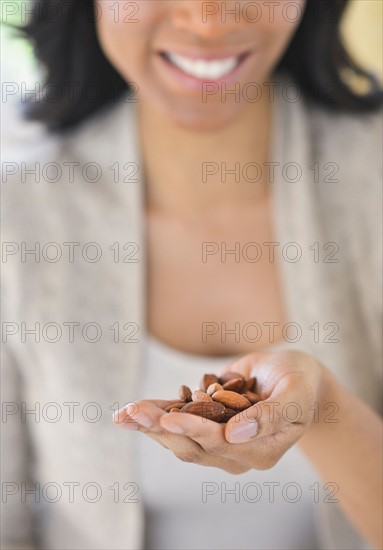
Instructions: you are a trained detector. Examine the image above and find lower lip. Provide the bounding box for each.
[155,52,254,93]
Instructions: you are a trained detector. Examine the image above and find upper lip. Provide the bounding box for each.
[158,49,252,61]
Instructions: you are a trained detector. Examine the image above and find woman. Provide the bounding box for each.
[2,1,382,549]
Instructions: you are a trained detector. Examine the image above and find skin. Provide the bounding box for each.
[114,353,383,548]
[95,1,382,547]
[96,0,298,353]
[95,0,304,130]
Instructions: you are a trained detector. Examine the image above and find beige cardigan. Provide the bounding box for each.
[1,76,382,550]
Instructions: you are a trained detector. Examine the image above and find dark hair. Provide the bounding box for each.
[17,0,383,131]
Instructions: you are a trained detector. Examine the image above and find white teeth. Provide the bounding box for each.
[166,53,239,80]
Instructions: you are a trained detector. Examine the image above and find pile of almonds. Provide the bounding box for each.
[164,372,261,423]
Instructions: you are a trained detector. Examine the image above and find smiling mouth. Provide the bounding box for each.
[160,51,250,81]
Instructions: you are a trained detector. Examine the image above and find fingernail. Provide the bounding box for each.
[228,422,258,443]
[114,407,154,429]
[112,410,139,430]
[113,408,131,423]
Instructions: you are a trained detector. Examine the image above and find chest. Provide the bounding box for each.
[146,205,286,356]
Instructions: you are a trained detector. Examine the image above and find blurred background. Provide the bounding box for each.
[1,0,382,89]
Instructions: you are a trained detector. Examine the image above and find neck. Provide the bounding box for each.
[138,93,272,218]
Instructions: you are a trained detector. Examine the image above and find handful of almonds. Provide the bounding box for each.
[163,372,261,423]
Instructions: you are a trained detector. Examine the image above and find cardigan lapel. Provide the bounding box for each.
[269,79,380,406]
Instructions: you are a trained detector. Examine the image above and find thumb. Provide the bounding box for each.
[225,380,306,444]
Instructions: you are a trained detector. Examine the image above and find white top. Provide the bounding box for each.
[137,336,322,550]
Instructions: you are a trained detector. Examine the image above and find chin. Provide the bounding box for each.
[158,97,245,133]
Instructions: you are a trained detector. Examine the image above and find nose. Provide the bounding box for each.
[171,0,246,39]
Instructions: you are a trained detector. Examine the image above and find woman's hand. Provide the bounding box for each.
[113,350,325,473]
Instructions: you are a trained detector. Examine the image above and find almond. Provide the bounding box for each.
[243,376,257,392]
[178,385,192,402]
[206,382,223,396]
[218,371,244,385]
[164,401,186,412]
[200,373,219,392]
[180,401,226,422]
[212,390,251,411]
[169,408,181,413]
[222,377,244,392]
[243,391,261,405]
[222,407,238,422]
[192,390,213,402]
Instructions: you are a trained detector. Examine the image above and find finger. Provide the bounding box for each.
[117,405,251,473]
[225,373,309,443]
[113,400,176,432]
[148,429,249,473]
[216,352,266,381]
[113,407,213,465]
[159,411,232,456]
